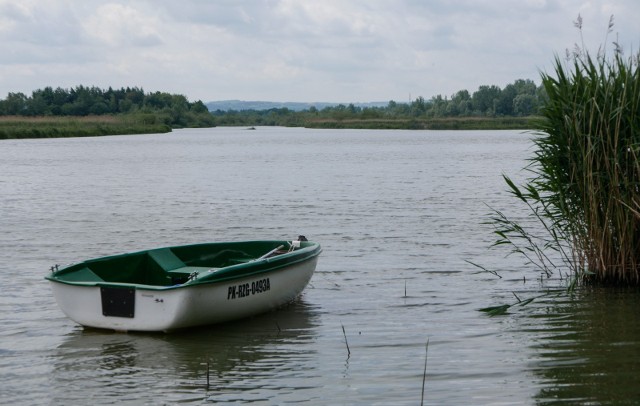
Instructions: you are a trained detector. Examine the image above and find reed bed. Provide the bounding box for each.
[495,48,640,285]
[304,116,537,130]
[0,115,171,139]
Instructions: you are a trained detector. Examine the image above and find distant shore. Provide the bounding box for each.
[0,115,172,139]
[0,115,539,139]
[302,116,538,130]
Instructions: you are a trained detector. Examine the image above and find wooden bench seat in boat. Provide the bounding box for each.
[59,266,104,282]
[147,248,187,271]
[146,248,215,284]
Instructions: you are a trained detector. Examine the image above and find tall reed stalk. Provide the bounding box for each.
[494,37,640,285]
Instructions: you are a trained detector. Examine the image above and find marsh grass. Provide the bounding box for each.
[0,115,171,139]
[304,116,537,130]
[493,20,640,286]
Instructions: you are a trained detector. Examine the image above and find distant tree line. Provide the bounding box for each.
[0,78,545,130]
[0,85,214,128]
[212,78,546,127]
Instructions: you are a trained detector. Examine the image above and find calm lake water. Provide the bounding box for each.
[2,127,640,405]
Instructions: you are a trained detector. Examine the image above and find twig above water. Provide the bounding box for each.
[341,323,351,358]
[464,259,502,279]
[421,338,429,406]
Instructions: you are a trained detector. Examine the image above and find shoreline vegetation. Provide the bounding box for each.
[210,78,545,131]
[1,78,545,139]
[0,115,172,139]
[302,116,537,130]
[0,85,214,140]
[0,114,539,139]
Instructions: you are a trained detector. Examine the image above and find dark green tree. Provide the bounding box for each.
[472,85,501,116]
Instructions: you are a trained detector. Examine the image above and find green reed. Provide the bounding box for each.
[0,115,171,139]
[496,48,640,285]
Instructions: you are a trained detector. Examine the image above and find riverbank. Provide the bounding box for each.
[303,116,538,130]
[0,115,172,139]
[1,115,538,139]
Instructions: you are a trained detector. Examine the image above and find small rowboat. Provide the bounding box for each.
[46,237,321,332]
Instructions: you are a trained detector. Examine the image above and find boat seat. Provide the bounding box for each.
[147,248,186,272]
[61,267,104,282]
[166,266,215,274]
[166,266,219,284]
[228,258,253,265]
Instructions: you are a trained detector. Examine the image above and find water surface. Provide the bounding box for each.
[2,127,639,405]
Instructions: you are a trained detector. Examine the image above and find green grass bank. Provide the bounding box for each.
[0,115,172,139]
[303,116,537,130]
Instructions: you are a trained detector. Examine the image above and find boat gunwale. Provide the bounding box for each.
[45,240,322,291]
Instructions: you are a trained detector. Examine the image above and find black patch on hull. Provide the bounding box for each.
[101,287,135,318]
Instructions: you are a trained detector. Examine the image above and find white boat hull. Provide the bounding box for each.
[50,256,317,332]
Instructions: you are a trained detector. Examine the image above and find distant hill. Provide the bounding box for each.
[205,100,389,112]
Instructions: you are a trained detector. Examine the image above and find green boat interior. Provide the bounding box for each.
[51,241,304,287]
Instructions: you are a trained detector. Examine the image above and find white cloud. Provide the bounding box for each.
[83,3,163,47]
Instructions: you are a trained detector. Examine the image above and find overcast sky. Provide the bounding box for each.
[0,0,638,103]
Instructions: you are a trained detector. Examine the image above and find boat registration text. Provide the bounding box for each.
[227,278,271,300]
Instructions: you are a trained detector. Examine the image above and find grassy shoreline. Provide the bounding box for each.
[1,115,539,139]
[0,115,172,139]
[303,116,538,130]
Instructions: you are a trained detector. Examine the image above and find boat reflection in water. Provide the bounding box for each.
[50,299,321,404]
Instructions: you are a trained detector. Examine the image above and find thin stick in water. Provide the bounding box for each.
[512,291,521,303]
[206,361,210,390]
[421,338,429,406]
[341,323,351,357]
